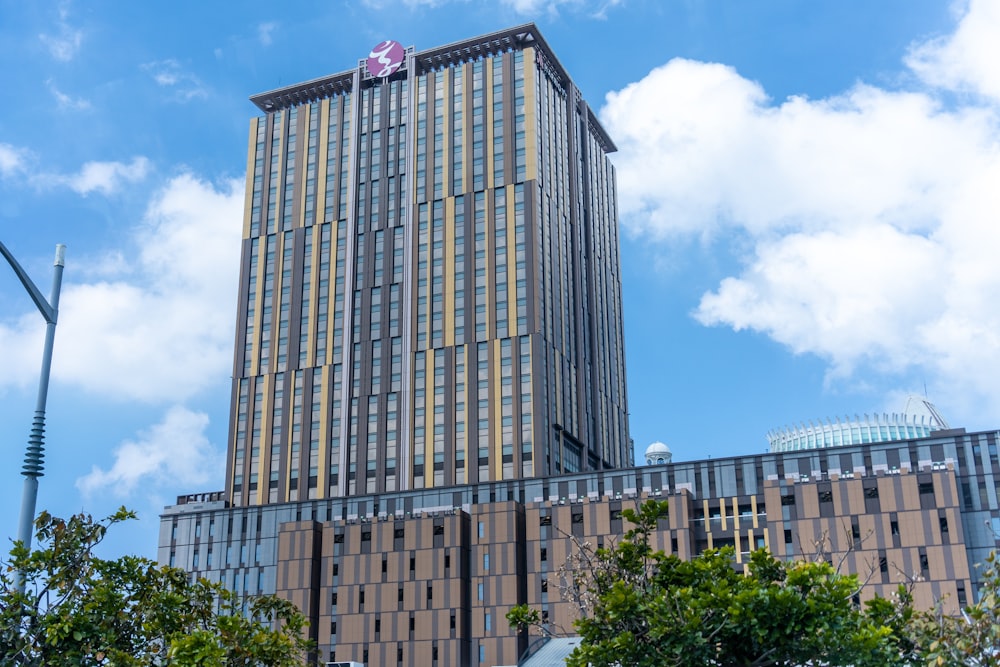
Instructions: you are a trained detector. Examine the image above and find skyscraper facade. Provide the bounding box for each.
[226,24,630,507]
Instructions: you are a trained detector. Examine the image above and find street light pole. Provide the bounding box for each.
[0,241,65,594]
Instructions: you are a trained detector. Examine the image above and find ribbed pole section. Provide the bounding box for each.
[14,244,64,594]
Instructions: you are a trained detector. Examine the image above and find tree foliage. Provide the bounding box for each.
[0,508,313,666]
[909,549,1000,666]
[508,499,913,667]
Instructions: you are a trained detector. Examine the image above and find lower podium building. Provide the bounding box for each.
[161,427,1000,666]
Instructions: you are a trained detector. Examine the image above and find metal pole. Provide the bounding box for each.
[0,242,64,595]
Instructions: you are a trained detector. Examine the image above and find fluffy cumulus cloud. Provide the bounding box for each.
[0,172,244,402]
[65,157,150,195]
[601,0,1000,423]
[76,405,224,496]
[0,150,148,195]
[907,0,1000,103]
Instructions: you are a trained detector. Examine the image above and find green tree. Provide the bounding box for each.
[909,549,1000,666]
[0,508,314,666]
[508,499,911,667]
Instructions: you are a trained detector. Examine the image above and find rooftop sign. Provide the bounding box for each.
[366,40,405,78]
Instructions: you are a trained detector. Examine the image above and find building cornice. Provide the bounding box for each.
[248,23,617,152]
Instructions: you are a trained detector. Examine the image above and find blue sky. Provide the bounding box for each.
[2,0,998,558]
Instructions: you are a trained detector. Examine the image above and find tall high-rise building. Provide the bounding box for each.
[160,23,1000,667]
[227,24,630,507]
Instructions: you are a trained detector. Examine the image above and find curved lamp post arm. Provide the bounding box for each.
[0,241,65,594]
[0,241,61,324]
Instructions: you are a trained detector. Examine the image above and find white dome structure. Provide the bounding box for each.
[645,441,672,465]
[767,396,950,453]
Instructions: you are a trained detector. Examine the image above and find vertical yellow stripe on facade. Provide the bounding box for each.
[734,530,743,563]
[522,47,537,183]
[751,495,760,529]
[720,499,728,531]
[243,118,258,238]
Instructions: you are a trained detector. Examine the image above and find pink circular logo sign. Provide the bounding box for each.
[366,40,405,78]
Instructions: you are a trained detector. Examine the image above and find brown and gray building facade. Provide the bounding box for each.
[159,23,1000,667]
[163,428,1000,665]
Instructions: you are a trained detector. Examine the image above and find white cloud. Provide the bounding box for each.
[47,80,92,111]
[0,173,244,402]
[65,157,150,195]
[907,0,1000,104]
[76,405,224,497]
[600,2,1000,425]
[39,17,82,61]
[500,0,621,17]
[1,152,147,195]
[141,59,209,102]
[602,60,992,240]
[694,225,950,375]
[0,143,30,178]
[363,0,618,17]
[257,21,278,46]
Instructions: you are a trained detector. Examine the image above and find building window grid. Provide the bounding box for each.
[276,231,293,372]
[303,102,319,222]
[250,120,266,236]
[265,111,283,235]
[453,196,466,343]
[453,71,464,193]
[492,54,505,188]
[281,107,298,230]
[494,188,508,339]
[242,242,259,376]
[299,227,314,367]
[324,96,341,224]
[259,235,276,374]
[413,352,427,486]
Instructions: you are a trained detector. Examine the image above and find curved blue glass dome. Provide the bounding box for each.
[767,397,949,453]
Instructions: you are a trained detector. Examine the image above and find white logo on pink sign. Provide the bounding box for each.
[366,40,405,78]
